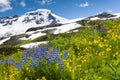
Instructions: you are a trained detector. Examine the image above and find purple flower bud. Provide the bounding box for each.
[0,60,2,65]
[63,50,68,59]
[101,26,106,37]
[15,63,21,70]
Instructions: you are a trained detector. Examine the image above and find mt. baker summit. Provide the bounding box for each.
[0,9,67,38]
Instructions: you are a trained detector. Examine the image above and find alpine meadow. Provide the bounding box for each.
[0,0,120,80]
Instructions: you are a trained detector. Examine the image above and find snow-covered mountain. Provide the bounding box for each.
[88,12,120,20]
[0,9,67,38]
[0,9,120,46]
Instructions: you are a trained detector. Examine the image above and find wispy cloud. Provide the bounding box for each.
[20,0,26,7]
[97,12,103,15]
[0,0,12,12]
[36,0,55,5]
[76,1,89,8]
[108,10,112,13]
[97,10,113,14]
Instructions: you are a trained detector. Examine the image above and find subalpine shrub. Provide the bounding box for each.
[0,46,25,56]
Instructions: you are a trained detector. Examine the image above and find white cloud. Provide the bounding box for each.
[0,0,12,12]
[80,2,89,7]
[108,10,112,13]
[97,10,113,15]
[76,1,89,8]
[97,12,102,15]
[20,0,26,7]
[37,0,54,5]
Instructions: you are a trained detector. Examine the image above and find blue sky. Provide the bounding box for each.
[0,0,120,19]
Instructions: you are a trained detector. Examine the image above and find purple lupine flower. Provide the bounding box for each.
[53,49,60,56]
[21,54,27,62]
[53,49,60,62]
[23,50,27,54]
[33,52,40,60]
[36,60,41,67]
[30,58,34,68]
[47,58,52,63]
[4,58,15,65]
[33,51,42,61]
[45,50,57,63]
[44,52,49,61]
[101,26,106,37]
[49,49,53,56]
[14,45,68,71]
[59,61,64,71]
[63,50,68,59]
[26,50,34,56]
[9,59,15,65]
[38,46,47,54]
[54,57,61,62]
[15,63,21,70]
[19,53,27,68]
[4,58,10,64]
[0,60,2,65]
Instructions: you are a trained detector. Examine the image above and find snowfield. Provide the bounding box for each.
[20,41,48,48]
[0,37,10,45]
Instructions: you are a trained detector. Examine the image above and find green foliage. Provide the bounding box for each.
[0,46,25,56]
[19,63,72,80]
[88,20,104,29]
[31,35,48,42]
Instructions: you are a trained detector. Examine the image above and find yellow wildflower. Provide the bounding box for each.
[117,35,120,40]
[81,59,87,63]
[80,78,83,80]
[36,78,40,80]
[98,43,103,48]
[98,76,102,80]
[103,39,107,42]
[66,62,69,68]
[93,40,99,44]
[88,41,92,45]
[106,48,111,52]
[107,29,112,33]
[56,63,59,69]
[98,51,104,56]
[26,67,30,72]
[25,77,28,80]
[84,70,88,74]
[113,52,120,57]
[9,74,15,80]
[77,65,82,68]
[5,77,8,80]
[42,76,46,80]
[115,52,119,55]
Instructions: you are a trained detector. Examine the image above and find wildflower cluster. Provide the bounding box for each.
[0,46,69,79]
[16,46,68,70]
